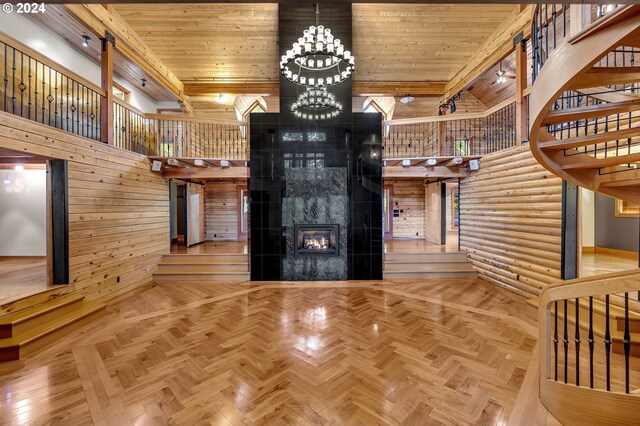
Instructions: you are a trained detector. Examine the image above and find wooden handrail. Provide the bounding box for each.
[0,32,106,97]
[568,5,636,45]
[384,96,517,126]
[145,113,246,127]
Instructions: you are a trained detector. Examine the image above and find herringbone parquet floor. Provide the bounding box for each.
[0,279,539,425]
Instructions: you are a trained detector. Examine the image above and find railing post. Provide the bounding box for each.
[438,121,446,156]
[100,33,114,145]
[570,5,592,37]
[515,37,527,146]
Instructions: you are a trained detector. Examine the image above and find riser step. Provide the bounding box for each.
[162,254,248,264]
[153,273,250,282]
[0,301,106,362]
[157,264,249,273]
[384,253,468,262]
[0,294,85,338]
[383,262,475,272]
[384,271,478,279]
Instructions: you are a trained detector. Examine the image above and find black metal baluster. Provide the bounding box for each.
[624,292,631,394]
[554,300,559,381]
[563,299,569,384]
[575,297,581,386]
[589,296,595,388]
[605,294,611,391]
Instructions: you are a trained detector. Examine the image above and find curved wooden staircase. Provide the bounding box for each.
[530,5,640,203]
[529,5,640,425]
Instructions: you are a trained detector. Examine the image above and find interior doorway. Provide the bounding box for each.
[0,147,66,305]
[383,184,393,239]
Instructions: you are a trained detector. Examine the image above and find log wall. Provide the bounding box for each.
[459,144,564,297]
[0,112,169,313]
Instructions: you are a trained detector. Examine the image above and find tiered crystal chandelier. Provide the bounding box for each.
[280,4,355,88]
[291,87,343,120]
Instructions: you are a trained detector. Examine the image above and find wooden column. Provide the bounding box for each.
[515,39,527,145]
[101,35,114,145]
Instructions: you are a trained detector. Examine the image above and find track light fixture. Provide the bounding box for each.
[81,35,90,48]
[141,79,147,87]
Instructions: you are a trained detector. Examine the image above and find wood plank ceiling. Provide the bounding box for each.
[113,3,516,94]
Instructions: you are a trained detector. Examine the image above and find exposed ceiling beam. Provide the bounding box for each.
[183,81,446,97]
[184,82,279,97]
[353,81,446,97]
[63,4,185,101]
[442,5,533,101]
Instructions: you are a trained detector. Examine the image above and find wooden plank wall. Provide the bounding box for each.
[204,180,245,241]
[459,144,563,297]
[0,112,169,314]
[391,181,425,239]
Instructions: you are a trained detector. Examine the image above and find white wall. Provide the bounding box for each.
[581,188,595,248]
[0,13,166,113]
[0,170,47,256]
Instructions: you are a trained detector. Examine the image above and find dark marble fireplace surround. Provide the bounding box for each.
[249,3,382,281]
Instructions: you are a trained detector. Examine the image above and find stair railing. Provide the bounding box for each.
[539,270,640,425]
[382,98,518,159]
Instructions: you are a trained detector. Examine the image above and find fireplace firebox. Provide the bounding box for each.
[294,224,339,256]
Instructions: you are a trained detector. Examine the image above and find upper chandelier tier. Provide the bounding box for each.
[280,5,355,88]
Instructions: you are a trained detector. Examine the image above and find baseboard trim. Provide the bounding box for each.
[594,246,638,260]
[582,246,595,254]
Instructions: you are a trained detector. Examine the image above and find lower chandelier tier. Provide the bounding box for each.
[291,87,343,120]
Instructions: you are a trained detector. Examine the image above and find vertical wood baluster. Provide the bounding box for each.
[589,296,594,388]
[605,294,611,391]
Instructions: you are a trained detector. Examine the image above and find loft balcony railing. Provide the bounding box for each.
[382,99,519,159]
[1,32,523,163]
[0,33,247,160]
[0,33,104,141]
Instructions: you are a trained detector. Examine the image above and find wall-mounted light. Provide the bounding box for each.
[141,79,147,87]
[452,157,464,165]
[14,165,24,172]
[425,158,438,166]
[81,35,90,48]
[401,159,411,168]
[215,94,228,104]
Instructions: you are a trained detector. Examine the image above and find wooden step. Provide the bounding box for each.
[157,263,248,273]
[383,261,475,272]
[539,127,640,151]
[383,252,468,263]
[161,254,248,264]
[0,293,85,338]
[571,67,640,91]
[153,271,250,282]
[384,270,478,279]
[0,300,106,362]
[561,152,640,170]
[542,99,640,126]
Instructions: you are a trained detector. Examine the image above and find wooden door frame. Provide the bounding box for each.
[237,184,248,240]
[384,183,393,240]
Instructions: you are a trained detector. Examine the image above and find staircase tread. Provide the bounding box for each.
[539,126,640,150]
[542,99,640,125]
[0,294,85,325]
[561,152,640,170]
[0,301,106,349]
[154,270,250,275]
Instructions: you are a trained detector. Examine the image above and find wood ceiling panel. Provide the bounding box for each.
[114,3,516,87]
